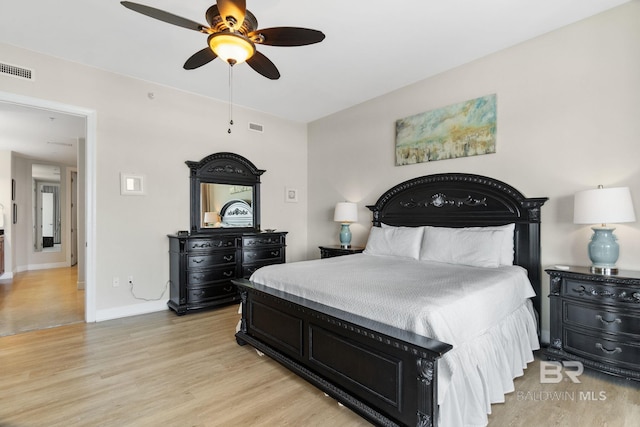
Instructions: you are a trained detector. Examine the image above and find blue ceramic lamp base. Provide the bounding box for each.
[339,223,352,248]
[588,226,619,275]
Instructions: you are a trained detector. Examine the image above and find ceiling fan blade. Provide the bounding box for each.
[246,51,280,80]
[121,1,209,33]
[249,27,325,46]
[184,48,218,70]
[216,0,246,30]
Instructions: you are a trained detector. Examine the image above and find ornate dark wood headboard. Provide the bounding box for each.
[367,173,548,319]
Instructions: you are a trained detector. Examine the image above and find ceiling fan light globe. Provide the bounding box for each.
[208,33,255,65]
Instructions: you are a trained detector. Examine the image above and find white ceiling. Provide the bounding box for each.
[0,102,85,166]
[0,0,631,164]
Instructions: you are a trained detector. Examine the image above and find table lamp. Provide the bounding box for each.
[573,185,636,275]
[203,211,219,227]
[334,202,358,248]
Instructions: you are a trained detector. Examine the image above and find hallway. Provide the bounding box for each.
[0,266,83,336]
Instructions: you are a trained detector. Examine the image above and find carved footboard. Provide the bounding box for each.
[234,279,452,427]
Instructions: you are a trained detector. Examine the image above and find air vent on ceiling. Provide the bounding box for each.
[248,122,264,133]
[0,62,34,81]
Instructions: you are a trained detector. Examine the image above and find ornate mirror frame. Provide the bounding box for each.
[186,152,264,234]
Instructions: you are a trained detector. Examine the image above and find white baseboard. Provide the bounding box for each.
[0,271,14,280]
[18,262,69,272]
[95,300,169,322]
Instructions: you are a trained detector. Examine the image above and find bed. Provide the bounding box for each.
[234,173,547,426]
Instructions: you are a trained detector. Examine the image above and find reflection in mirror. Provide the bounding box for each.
[32,164,61,252]
[200,183,253,228]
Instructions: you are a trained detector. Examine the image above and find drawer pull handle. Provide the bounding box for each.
[572,285,586,294]
[193,242,213,248]
[223,286,234,292]
[224,255,233,261]
[192,241,230,249]
[193,258,204,264]
[595,343,622,355]
[595,315,621,325]
[192,274,204,280]
[270,250,280,256]
[223,271,234,277]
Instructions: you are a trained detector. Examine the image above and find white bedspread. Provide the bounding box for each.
[250,253,540,426]
[251,253,533,347]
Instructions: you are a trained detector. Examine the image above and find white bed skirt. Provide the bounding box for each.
[438,300,539,427]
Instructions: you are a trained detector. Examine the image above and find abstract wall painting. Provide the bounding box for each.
[395,94,497,166]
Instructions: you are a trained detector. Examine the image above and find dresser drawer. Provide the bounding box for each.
[187,250,236,269]
[186,237,236,252]
[563,278,640,308]
[187,266,237,285]
[242,234,284,248]
[243,247,283,264]
[564,328,640,370]
[563,301,639,338]
[187,282,237,303]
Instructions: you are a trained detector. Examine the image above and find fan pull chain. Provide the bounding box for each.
[228,64,234,134]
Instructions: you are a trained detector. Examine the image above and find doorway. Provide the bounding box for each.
[0,91,96,328]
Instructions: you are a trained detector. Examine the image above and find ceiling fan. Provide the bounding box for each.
[121,0,325,80]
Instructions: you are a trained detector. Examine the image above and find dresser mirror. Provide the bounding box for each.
[187,152,264,234]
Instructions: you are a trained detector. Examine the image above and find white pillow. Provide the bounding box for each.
[364,225,424,259]
[419,225,512,268]
[464,223,515,265]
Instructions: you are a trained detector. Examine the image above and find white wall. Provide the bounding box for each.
[0,42,308,319]
[307,2,640,342]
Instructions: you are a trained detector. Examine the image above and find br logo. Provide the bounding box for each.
[540,361,584,383]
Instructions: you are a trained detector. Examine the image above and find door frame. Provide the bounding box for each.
[0,91,97,322]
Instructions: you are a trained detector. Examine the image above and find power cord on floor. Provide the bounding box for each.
[129,278,169,301]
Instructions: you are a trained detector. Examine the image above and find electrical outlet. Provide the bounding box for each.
[112,277,120,287]
[127,276,134,284]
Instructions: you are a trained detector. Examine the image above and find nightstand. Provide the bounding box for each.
[319,245,365,259]
[545,266,640,381]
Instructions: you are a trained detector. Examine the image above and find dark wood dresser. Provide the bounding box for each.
[546,266,640,381]
[168,231,286,315]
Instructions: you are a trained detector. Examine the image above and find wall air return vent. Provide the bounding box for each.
[0,62,34,80]
[248,122,264,133]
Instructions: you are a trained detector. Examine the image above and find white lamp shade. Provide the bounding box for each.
[334,202,358,223]
[574,186,636,225]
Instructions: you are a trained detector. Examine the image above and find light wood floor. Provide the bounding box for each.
[0,266,84,337]
[1,304,638,426]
